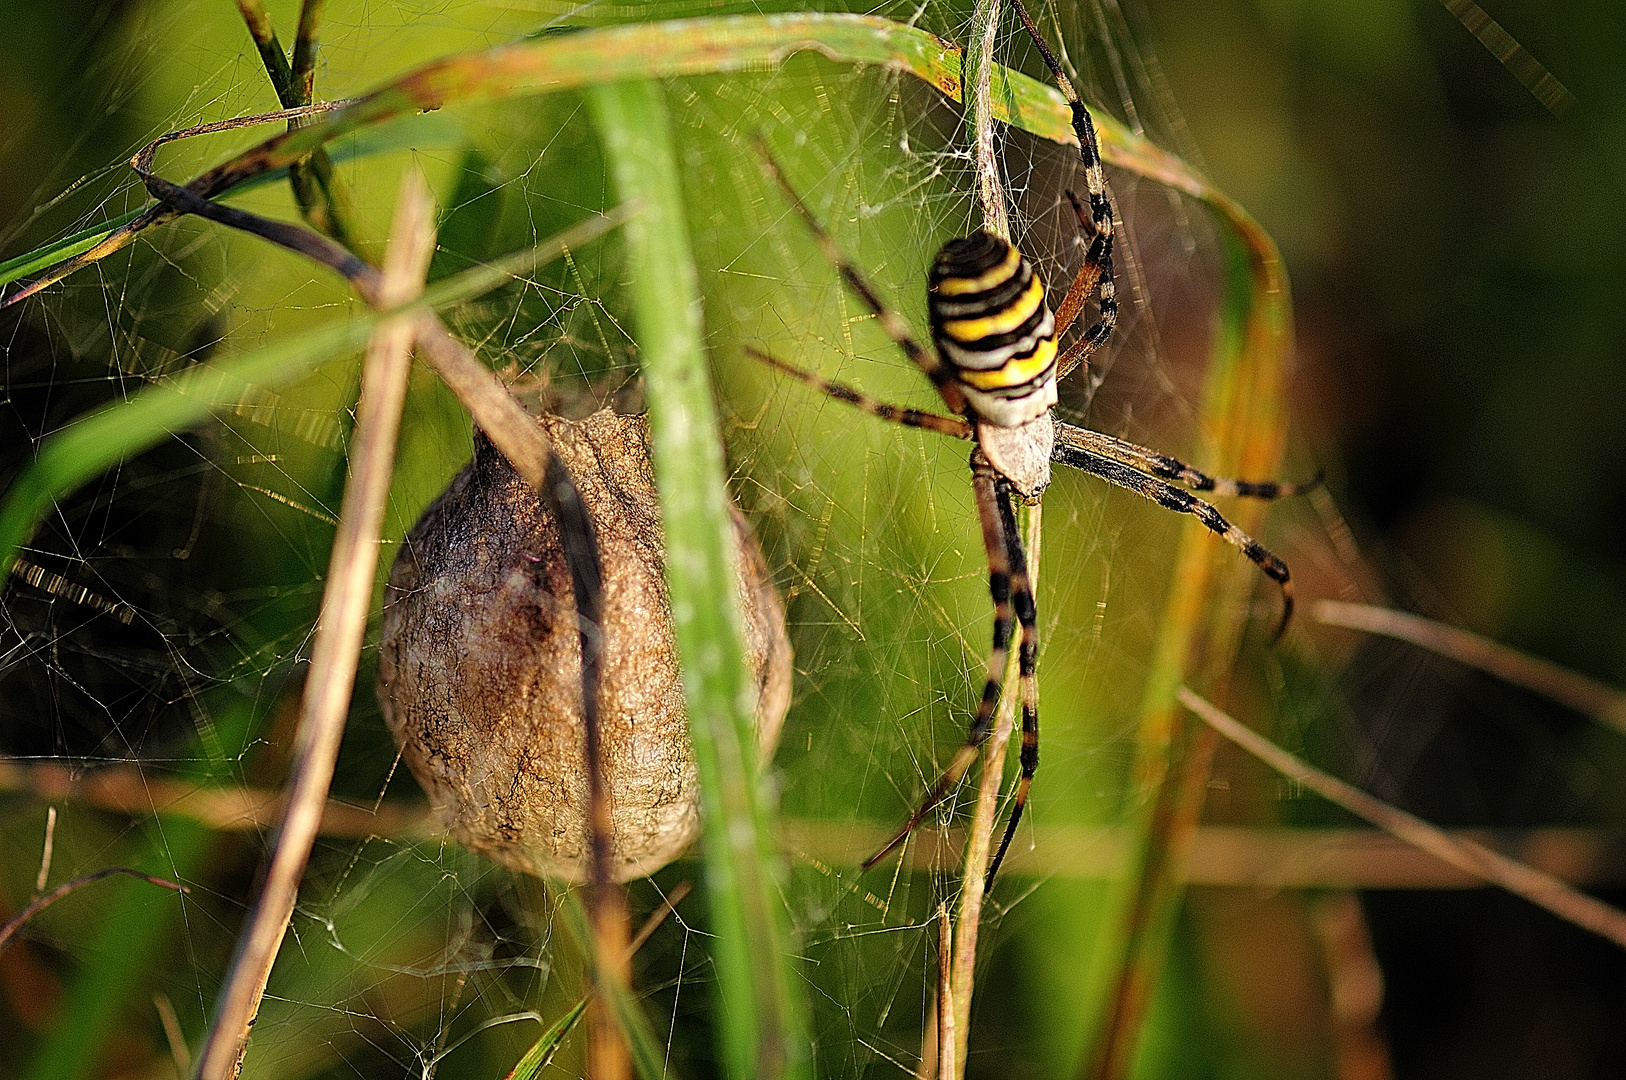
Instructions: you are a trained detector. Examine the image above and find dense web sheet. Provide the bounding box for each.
[0,2,1303,1077]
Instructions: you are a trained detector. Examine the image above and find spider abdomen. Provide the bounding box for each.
[928,231,1059,428]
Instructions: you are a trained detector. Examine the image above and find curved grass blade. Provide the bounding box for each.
[1080,156,1292,1080]
[8,13,1239,309]
[0,210,145,286]
[505,999,590,1080]
[588,79,810,1080]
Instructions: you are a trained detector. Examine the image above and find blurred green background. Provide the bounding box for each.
[0,1,1622,1079]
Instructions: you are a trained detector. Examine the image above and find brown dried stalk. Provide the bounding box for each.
[7,760,1624,888]
[937,904,956,1080]
[1179,686,1626,951]
[189,170,436,1080]
[236,0,351,242]
[0,867,187,955]
[1314,600,1626,737]
[940,6,1019,1073]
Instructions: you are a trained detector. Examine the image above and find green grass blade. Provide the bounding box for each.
[587,80,810,1080]
[166,12,1200,200]
[0,210,147,285]
[505,998,590,1080]
[558,893,670,1080]
[9,13,1250,315]
[0,212,623,578]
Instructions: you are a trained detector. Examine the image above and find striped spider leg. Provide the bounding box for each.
[1010,0,1118,381]
[751,350,1310,884]
[752,145,1307,888]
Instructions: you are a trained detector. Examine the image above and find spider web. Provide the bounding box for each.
[0,2,1305,1078]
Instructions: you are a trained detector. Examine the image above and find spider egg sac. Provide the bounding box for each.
[376,408,791,883]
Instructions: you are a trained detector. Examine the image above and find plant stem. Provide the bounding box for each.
[1180,688,1626,951]
[188,170,434,1080]
[588,78,810,1080]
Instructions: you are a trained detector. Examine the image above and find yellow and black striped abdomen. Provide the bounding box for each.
[928,231,1058,428]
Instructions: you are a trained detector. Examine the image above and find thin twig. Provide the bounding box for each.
[34,806,55,893]
[967,0,1010,241]
[1178,686,1626,951]
[189,171,437,1080]
[949,504,1035,1070]
[233,0,297,103]
[937,903,956,1080]
[291,0,326,105]
[1314,600,1626,737]
[0,867,187,954]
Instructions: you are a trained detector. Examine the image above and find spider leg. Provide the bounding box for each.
[744,347,974,440]
[862,462,1021,872]
[1050,191,1104,338]
[1009,0,1119,373]
[985,477,1039,890]
[1053,190,1117,381]
[755,142,969,415]
[1054,420,1323,499]
[1052,442,1296,639]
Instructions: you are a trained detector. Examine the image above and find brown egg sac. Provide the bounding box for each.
[376,409,791,883]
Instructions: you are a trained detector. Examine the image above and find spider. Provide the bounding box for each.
[749,2,1315,887]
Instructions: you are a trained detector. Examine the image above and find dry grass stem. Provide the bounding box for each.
[1314,600,1626,736]
[948,503,1036,1072]
[1179,686,1626,951]
[967,0,1009,242]
[937,903,956,1080]
[0,760,433,836]
[11,761,1625,889]
[155,992,192,1077]
[190,170,436,1080]
[940,23,1024,1066]
[34,806,55,893]
[0,867,187,954]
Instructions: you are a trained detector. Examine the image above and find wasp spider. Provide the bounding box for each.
[750,4,1314,887]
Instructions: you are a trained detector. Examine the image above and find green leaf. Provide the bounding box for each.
[504,998,589,1080]
[587,79,811,1080]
